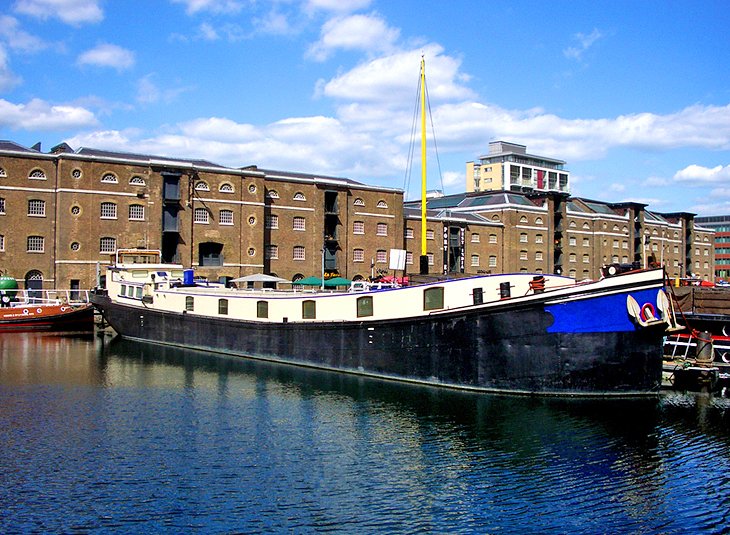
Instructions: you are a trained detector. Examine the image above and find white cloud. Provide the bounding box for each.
[564,28,603,61]
[0,98,98,130]
[304,0,372,14]
[674,164,730,183]
[307,13,399,61]
[320,45,474,105]
[253,10,292,35]
[136,74,192,105]
[77,43,135,71]
[0,15,48,52]
[13,0,103,25]
[0,45,22,91]
[171,0,245,15]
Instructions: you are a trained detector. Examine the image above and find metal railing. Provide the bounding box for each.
[3,289,92,306]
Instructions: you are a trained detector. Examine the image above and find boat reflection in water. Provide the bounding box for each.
[1,334,729,533]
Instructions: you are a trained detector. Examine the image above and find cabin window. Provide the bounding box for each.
[135,287,143,299]
[302,300,316,319]
[218,299,228,315]
[257,301,268,318]
[127,286,135,297]
[186,296,194,311]
[424,287,444,311]
[357,296,373,318]
[120,284,126,296]
[473,287,483,305]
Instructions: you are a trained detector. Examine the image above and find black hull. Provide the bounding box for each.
[92,293,663,396]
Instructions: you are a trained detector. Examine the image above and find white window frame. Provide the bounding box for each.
[28,199,46,217]
[129,204,145,221]
[100,202,117,219]
[194,207,209,224]
[220,209,234,226]
[27,235,44,253]
[100,237,116,254]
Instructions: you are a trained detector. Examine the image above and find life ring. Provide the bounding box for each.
[60,306,69,312]
[37,308,43,314]
[640,302,657,322]
[722,352,730,364]
[22,308,29,315]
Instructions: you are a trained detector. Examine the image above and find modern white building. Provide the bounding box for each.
[466,141,570,194]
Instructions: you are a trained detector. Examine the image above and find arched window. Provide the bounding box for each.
[293,192,306,201]
[130,175,146,185]
[267,190,279,199]
[353,198,365,206]
[377,200,388,209]
[519,215,528,223]
[195,181,209,191]
[101,173,117,183]
[28,169,46,180]
[219,183,234,193]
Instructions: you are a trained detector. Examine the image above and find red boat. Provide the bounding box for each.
[0,302,95,333]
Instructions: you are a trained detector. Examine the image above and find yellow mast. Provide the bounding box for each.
[420,57,427,260]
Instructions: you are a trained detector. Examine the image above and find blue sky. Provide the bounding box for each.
[1,0,730,215]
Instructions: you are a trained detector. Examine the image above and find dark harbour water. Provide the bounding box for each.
[1,334,730,534]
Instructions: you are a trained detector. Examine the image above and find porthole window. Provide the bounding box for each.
[248,184,257,194]
[72,169,82,179]
[70,242,80,251]
[248,215,256,226]
[248,247,255,257]
[71,205,81,216]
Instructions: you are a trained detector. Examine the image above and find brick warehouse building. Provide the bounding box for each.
[0,140,714,291]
